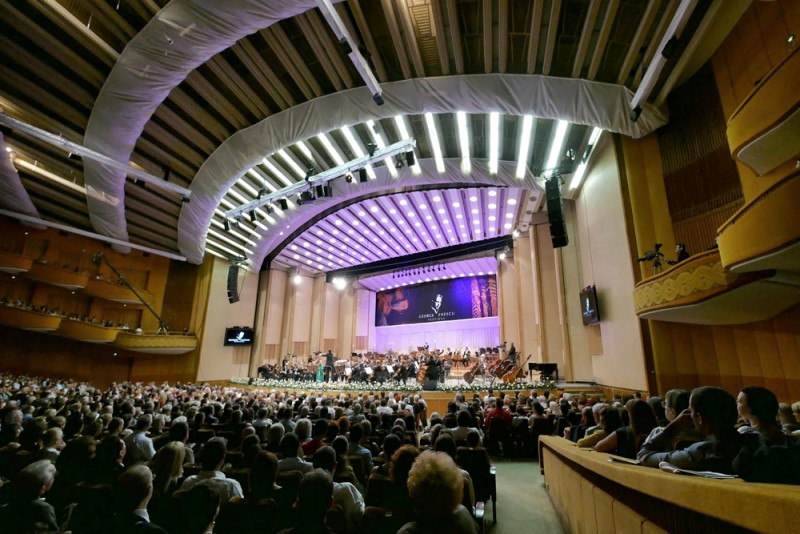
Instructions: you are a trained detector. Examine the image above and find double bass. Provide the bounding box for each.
[463,358,482,384]
[502,354,533,384]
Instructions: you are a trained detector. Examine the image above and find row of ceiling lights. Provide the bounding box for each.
[204,112,600,263]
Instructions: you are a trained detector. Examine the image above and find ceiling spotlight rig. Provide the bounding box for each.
[225,138,416,220]
[392,261,445,279]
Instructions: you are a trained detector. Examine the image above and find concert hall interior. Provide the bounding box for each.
[1,1,799,533]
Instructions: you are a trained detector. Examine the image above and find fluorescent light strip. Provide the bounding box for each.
[569,162,587,190]
[424,113,445,173]
[211,219,259,243]
[489,112,500,175]
[206,240,250,261]
[247,170,277,192]
[456,111,471,173]
[14,159,87,195]
[316,133,345,166]
[277,149,307,178]
[261,158,294,188]
[545,120,569,172]
[393,116,420,174]
[366,120,397,178]
[296,141,313,160]
[207,229,255,255]
[340,126,376,179]
[516,115,534,179]
[588,127,603,146]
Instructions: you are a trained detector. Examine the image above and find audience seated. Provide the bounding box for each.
[595,399,657,459]
[277,433,313,474]
[397,450,478,534]
[312,445,366,533]
[277,469,337,534]
[0,459,59,533]
[180,437,244,501]
[113,464,168,533]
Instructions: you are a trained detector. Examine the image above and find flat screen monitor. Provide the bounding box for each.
[580,285,600,326]
[224,327,254,346]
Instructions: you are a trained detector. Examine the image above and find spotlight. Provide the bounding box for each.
[265,205,274,214]
[181,196,191,203]
[292,272,302,285]
[224,219,231,232]
[498,252,507,261]
[278,199,289,211]
[395,158,405,169]
[332,277,347,291]
[316,185,332,198]
[345,173,354,183]
[305,168,316,180]
[299,190,316,204]
[405,151,415,166]
[372,93,385,106]
[257,187,268,199]
[367,143,378,157]
[359,168,368,183]
[249,210,257,223]
[339,37,352,55]
[512,229,521,238]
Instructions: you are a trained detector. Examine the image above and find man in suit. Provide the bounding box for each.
[112,465,168,533]
[0,460,59,533]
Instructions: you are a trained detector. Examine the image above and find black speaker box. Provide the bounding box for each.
[422,380,438,391]
[227,265,240,303]
[545,179,569,248]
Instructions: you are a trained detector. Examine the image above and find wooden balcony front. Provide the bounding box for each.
[27,262,90,290]
[633,250,800,325]
[56,319,120,343]
[114,332,198,354]
[0,251,33,274]
[85,277,154,305]
[0,306,63,332]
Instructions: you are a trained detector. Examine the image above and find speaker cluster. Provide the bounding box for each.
[545,178,569,248]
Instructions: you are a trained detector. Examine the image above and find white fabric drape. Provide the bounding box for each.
[374,316,500,353]
[0,133,44,226]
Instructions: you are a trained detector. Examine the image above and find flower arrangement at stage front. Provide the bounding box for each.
[231,377,557,393]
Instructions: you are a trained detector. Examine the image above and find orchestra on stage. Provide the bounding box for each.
[256,341,553,385]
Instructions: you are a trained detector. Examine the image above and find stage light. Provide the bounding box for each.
[359,168,368,183]
[405,151,415,166]
[278,199,289,211]
[332,277,347,291]
[512,229,521,238]
[249,211,257,223]
[345,173,354,183]
[292,272,302,285]
[395,158,404,169]
[223,219,231,232]
[498,252,507,261]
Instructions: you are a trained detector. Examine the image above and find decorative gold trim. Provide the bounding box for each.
[633,251,736,313]
[85,278,153,304]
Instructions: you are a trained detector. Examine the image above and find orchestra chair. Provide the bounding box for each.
[456,447,497,524]
[362,506,416,534]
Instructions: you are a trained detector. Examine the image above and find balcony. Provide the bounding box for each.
[114,332,198,354]
[0,306,63,332]
[85,277,154,305]
[0,251,33,275]
[633,250,800,325]
[56,319,120,343]
[27,262,89,290]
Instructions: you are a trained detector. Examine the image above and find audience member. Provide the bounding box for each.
[312,445,365,533]
[180,437,244,501]
[113,464,168,533]
[0,459,59,533]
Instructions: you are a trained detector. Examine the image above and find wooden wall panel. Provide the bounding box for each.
[671,201,742,255]
[649,304,800,402]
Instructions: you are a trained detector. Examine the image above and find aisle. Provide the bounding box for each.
[486,457,564,534]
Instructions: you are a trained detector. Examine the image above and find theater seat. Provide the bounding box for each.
[362,506,416,534]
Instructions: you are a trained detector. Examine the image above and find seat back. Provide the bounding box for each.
[345,454,367,488]
[362,506,416,534]
[275,469,303,504]
[365,474,391,507]
[455,448,493,502]
[215,498,279,534]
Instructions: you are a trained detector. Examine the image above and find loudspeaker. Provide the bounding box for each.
[227,265,240,303]
[545,179,569,248]
[359,168,368,183]
[422,380,438,391]
[406,151,415,166]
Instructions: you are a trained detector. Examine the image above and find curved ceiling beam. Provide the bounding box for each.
[81,0,330,254]
[180,74,668,264]
[233,157,541,270]
[0,133,45,228]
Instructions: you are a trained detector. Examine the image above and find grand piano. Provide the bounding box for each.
[529,362,559,382]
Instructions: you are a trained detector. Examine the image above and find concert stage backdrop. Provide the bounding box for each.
[375,275,498,327]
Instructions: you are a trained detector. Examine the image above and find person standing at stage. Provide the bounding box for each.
[507,343,517,365]
[325,349,335,382]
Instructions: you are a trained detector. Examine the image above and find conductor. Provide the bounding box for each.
[325,349,335,382]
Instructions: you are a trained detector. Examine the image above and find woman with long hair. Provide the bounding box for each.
[595,399,657,458]
[148,441,186,527]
